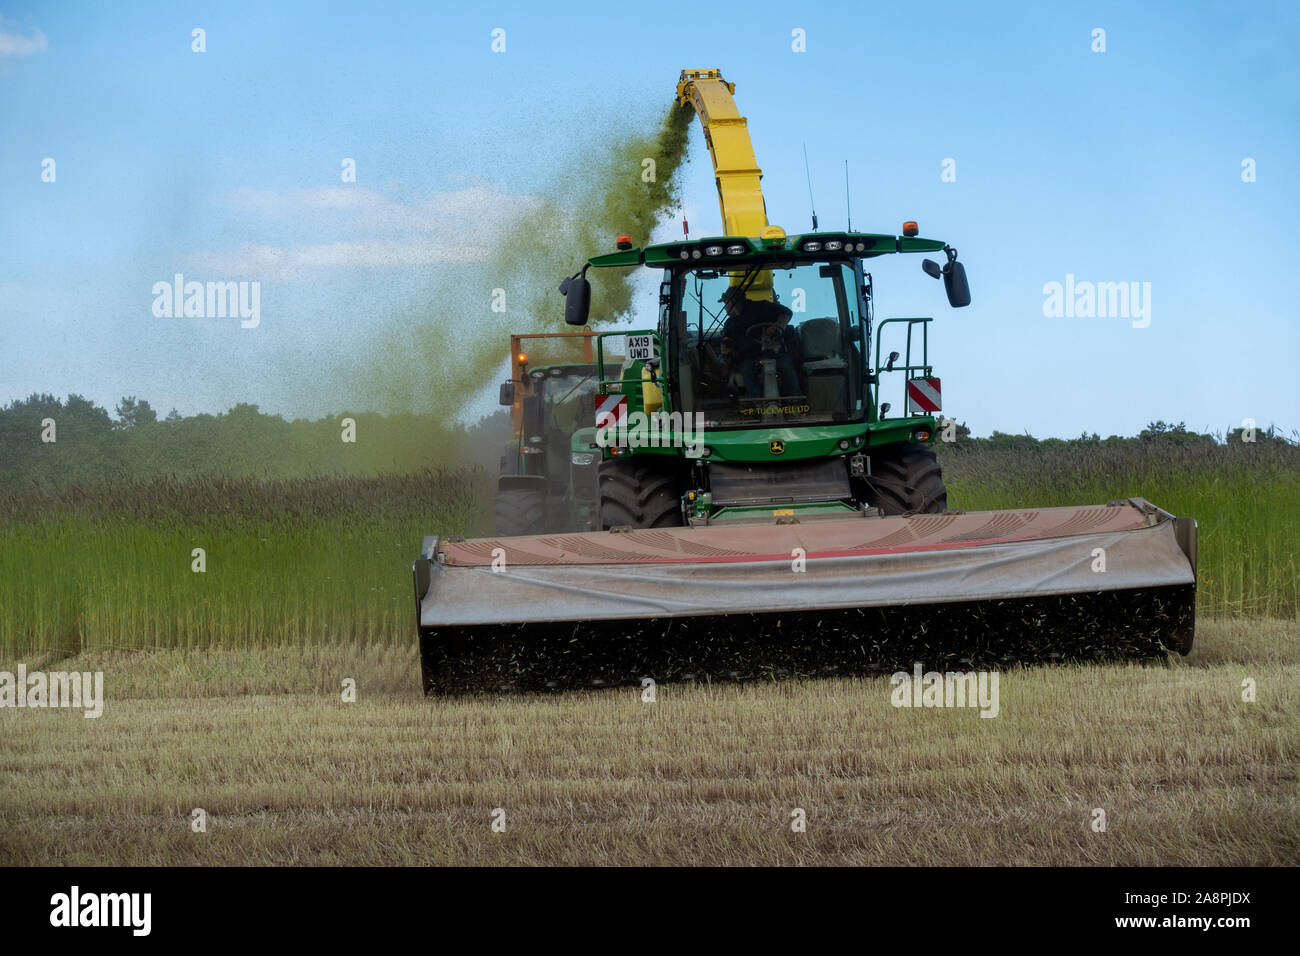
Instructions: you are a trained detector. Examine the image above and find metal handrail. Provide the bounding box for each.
[873,317,933,418]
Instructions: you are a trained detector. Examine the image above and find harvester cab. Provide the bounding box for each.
[564,226,971,527]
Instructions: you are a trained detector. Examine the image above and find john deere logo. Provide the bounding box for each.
[769,440,785,455]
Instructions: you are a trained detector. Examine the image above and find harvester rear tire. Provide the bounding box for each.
[598,458,683,530]
[868,442,947,515]
[494,486,545,536]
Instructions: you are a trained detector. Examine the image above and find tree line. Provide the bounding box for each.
[0,393,511,486]
[933,418,1292,454]
[0,393,1289,486]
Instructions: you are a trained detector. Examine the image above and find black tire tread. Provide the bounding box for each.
[598,459,682,529]
[868,442,947,515]
[494,486,545,536]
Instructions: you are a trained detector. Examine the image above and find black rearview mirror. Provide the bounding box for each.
[560,274,591,326]
[498,381,515,406]
[921,259,942,280]
[944,260,971,308]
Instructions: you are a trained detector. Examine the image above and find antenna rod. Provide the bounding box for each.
[802,142,818,231]
[845,160,852,232]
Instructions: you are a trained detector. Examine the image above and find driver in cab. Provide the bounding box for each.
[720,285,801,397]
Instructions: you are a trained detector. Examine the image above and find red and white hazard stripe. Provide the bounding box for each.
[596,393,627,428]
[906,377,942,414]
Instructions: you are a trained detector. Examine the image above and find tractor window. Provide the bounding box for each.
[672,261,865,428]
[540,368,596,487]
[543,369,596,430]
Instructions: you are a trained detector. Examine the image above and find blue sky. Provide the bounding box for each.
[2,0,1297,437]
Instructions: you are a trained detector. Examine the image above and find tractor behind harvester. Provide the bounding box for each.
[493,331,611,536]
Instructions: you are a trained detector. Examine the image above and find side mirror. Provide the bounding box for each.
[498,381,515,406]
[923,253,971,308]
[560,274,591,326]
[944,260,971,308]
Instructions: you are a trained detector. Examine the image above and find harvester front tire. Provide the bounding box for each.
[598,459,683,530]
[869,442,947,515]
[494,486,545,536]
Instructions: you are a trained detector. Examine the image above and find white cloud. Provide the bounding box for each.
[194,182,546,279]
[0,16,46,57]
[184,238,494,280]
[220,184,542,234]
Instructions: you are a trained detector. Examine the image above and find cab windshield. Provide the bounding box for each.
[667,260,866,428]
[539,367,596,434]
[530,366,596,488]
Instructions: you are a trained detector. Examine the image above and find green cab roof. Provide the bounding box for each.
[588,231,946,269]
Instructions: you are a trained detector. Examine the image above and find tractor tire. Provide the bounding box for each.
[598,458,683,530]
[494,485,545,536]
[868,442,947,515]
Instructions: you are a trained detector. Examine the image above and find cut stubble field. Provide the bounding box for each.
[1,441,1296,865]
[2,619,1296,866]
